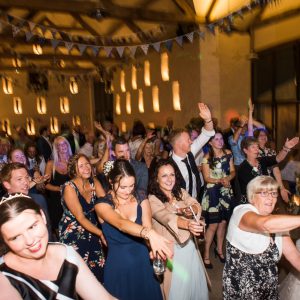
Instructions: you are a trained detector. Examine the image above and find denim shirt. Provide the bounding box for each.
[228,135,245,166]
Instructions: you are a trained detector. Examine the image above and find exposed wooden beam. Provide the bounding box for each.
[0,65,95,72]
[0,0,205,24]
[43,16,86,32]
[205,0,217,23]
[171,0,196,17]
[71,13,101,38]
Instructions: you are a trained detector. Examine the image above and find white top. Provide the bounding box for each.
[79,142,94,158]
[172,127,214,198]
[281,160,300,182]
[226,204,285,256]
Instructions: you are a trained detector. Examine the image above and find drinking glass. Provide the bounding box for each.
[153,255,165,276]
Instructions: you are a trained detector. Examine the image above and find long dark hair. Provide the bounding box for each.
[0,195,41,255]
[148,159,182,203]
[108,158,136,193]
[207,131,226,168]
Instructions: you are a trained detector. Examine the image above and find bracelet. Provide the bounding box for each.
[143,228,153,240]
[204,119,212,124]
[140,226,148,238]
[282,146,291,153]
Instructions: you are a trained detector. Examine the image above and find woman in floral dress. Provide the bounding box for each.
[59,153,106,282]
[201,132,235,268]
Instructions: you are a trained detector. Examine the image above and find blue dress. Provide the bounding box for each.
[95,194,163,300]
[59,179,105,282]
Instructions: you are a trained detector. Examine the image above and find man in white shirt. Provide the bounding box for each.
[169,103,215,201]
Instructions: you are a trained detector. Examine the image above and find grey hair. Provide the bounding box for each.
[247,175,279,203]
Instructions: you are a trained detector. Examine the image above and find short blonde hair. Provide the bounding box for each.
[247,176,279,203]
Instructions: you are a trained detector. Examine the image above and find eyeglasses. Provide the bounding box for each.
[256,191,278,198]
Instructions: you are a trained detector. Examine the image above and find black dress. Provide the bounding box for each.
[0,243,79,300]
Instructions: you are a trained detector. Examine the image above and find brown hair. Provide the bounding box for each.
[168,128,188,147]
[67,153,91,179]
[0,162,28,184]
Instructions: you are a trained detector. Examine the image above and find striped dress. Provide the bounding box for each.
[0,243,79,300]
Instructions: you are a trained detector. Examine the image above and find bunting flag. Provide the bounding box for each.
[207,24,215,35]
[185,32,194,43]
[50,39,60,49]
[175,36,183,47]
[39,25,47,35]
[50,29,57,39]
[28,21,36,32]
[116,46,125,57]
[104,46,113,57]
[77,44,87,55]
[129,45,137,57]
[91,46,100,56]
[165,40,173,52]
[12,25,21,37]
[152,42,161,52]
[64,41,74,52]
[25,31,34,42]
[140,44,149,55]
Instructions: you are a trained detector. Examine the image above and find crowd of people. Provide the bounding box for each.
[0,100,300,299]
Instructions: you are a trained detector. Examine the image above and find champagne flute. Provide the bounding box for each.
[189,205,205,241]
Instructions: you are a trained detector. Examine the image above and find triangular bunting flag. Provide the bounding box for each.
[7,15,14,24]
[207,24,215,35]
[152,42,161,52]
[28,21,36,32]
[50,39,60,49]
[129,46,137,57]
[25,31,34,42]
[175,36,183,47]
[12,25,21,37]
[140,44,149,55]
[165,40,173,52]
[185,32,194,43]
[116,46,125,57]
[104,47,113,57]
[39,25,47,35]
[91,46,100,57]
[64,42,73,52]
[77,44,87,55]
[68,33,73,41]
[50,29,57,39]
[198,31,205,40]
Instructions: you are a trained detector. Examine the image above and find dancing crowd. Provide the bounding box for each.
[0,100,300,300]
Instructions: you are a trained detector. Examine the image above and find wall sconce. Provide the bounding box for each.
[121,122,127,133]
[72,115,81,126]
[13,97,22,114]
[2,77,13,94]
[12,58,22,68]
[33,44,43,55]
[172,81,181,111]
[126,92,131,114]
[148,122,155,129]
[161,52,169,81]
[138,89,144,113]
[115,94,121,115]
[131,65,137,90]
[60,97,70,114]
[110,82,114,93]
[50,117,59,134]
[26,118,36,136]
[120,70,126,92]
[152,86,160,112]
[144,60,151,86]
[2,119,11,135]
[37,96,47,114]
[69,77,79,94]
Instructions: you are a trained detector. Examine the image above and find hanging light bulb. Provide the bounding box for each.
[37,96,47,114]
[69,76,79,94]
[33,44,43,55]
[2,77,13,94]
[13,97,23,114]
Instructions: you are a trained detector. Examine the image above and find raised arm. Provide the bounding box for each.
[95,202,173,259]
[282,236,300,272]
[272,166,290,203]
[198,103,213,132]
[276,137,299,163]
[247,98,254,137]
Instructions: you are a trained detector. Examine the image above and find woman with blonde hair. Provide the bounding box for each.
[45,136,72,232]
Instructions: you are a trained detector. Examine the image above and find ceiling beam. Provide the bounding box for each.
[205,0,217,22]
[0,0,206,24]
[71,13,102,38]
[171,0,196,17]
[0,65,95,72]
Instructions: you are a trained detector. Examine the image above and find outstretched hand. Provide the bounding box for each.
[147,229,173,260]
[284,137,299,150]
[198,103,211,122]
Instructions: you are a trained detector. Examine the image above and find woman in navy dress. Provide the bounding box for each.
[59,154,106,282]
[95,158,173,300]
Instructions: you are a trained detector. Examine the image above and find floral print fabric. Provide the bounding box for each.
[59,179,105,282]
[223,239,280,300]
[201,154,234,224]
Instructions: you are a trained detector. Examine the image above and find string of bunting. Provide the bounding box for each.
[1,0,276,58]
